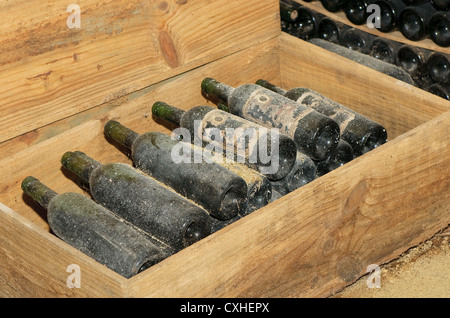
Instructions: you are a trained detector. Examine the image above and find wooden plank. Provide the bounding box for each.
[279,33,450,140]
[0,203,126,297]
[127,110,449,297]
[0,0,280,143]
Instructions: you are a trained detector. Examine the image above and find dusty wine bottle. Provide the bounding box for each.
[344,0,377,25]
[429,12,450,47]
[309,38,415,85]
[321,0,345,12]
[430,0,450,10]
[61,151,213,251]
[374,0,407,32]
[341,28,376,54]
[396,44,432,80]
[399,2,436,41]
[206,151,273,214]
[201,78,341,162]
[369,37,403,65]
[317,17,351,44]
[315,139,354,176]
[428,83,450,100]
[151,102,297,181]
[427,52,450,85]
[270,150,317,195]
[104,121,249,220]
[295,6,323,40]
[255,79,388,157]
[21,176,167,278]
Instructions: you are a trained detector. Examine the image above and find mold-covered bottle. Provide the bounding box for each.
[151,102,297,181]
[315,139,355,176]
[21,176,167,278]
[201,78,341,162]
[61,151,212,251]
[369,37,403,65]
[104,121,250,220]
[270,150,317,195]
[255,79,388,157]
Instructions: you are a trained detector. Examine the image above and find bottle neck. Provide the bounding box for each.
[61,151,102,186]
[21,176,58,210]
[255,79,288,95]
[151,101,186,126]
[201,78,235,103]
[104,120,140,150]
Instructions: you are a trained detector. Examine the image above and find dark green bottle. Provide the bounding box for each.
[315,139,354,176]
[201,78,340,162]
[151,102,297,181]
[21,176,167,278]
[61,151,212,251]
[104,120,249,220]
[255,79,388,157]
[270,150,317,196]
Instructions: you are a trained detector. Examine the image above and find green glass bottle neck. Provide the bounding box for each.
[61,151,102,186]
[201,78,235,103]
[151,101,186,126]
[255,79,288,95]
[104,120,140,150]
[21,176,58,210]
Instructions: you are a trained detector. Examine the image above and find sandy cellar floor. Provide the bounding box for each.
[332,227,450,298]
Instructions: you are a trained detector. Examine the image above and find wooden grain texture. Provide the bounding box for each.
[295,0,450,55]
[279,33,450,140]
[0,0,279,143]
[127,110,449,297]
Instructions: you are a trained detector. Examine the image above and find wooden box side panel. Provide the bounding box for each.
[279,33,450,140]
[0,203,126,298]
[128,110,450,298]
[0,0,280,143]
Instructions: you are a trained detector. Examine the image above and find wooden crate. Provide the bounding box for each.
[0,0,448,298]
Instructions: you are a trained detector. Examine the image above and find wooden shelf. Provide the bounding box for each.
[295,0,450,54]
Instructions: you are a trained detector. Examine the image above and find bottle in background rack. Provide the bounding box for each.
[369,37,403,65]
[429,12,450,48]
[201,78,341,162]
[321,0,345,12]
[396,44,432,81]
[255,79,388,157]
[401,0,429,5]
[398,2,437,41]
[344,0,377,25]
[317,17,351,44]
[374,0,407,33]
[426,52,450,85]
[61,151,213,252]
[341,28,376,54]
[103,120,249,220]
[296,5,324,40]
[21,176,167,279]
[427,83,450,100]
[280,1,299,24]
[430,0,450,11]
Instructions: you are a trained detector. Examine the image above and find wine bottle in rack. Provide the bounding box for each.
[401,0,429,5]
[344,0,377,26]
[426,52,450,85]
[315,139,354,176]
[317,17,351,44]
[280,1,299,24]
[309,38,415,85]
[396,44,432,80]
[398,2,437,41]
[429,0,450,11]
[428,83,450,100]
[369,37,403,65]
[321,0,345,12]
[374,0,407,33]
[296,5,324,40]
[341,28,376,54]
[429,12,450,48]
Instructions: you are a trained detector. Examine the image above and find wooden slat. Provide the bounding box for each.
[0,0,280,143]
